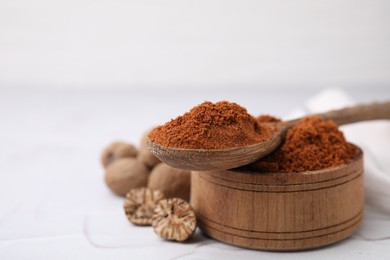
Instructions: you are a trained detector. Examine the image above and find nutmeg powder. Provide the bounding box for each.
[249,116,356,173]
[148,101,272,149]
[257,115,281,123]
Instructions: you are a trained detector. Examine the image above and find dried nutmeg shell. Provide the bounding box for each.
[105,158,149,196]
[152,198,197,242]
[148,163,191,201]
[138,130,160,169]
[101,141,138,168]
[124,188,165,226]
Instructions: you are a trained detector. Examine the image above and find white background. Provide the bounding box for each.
[1,0,390,90]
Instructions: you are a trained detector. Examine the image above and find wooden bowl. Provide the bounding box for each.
[191,145,364,251]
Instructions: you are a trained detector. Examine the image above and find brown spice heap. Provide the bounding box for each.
[148,101,272,149]
[257,115,281,123]
[250,116,356,173]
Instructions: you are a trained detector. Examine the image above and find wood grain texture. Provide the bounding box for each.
[147,132,282,171]
[318,101,390,126]
[191,146,364,251]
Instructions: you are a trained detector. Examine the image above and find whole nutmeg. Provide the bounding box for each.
[148,164,191,201]
[105,158,149,196]
[101,141,138,168]
[137,130,160,168]
[152,198,197,242]
[124,188,165,226]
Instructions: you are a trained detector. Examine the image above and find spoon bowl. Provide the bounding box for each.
[147,126,283,171]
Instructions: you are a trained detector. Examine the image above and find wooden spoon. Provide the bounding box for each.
[147,101,390,171]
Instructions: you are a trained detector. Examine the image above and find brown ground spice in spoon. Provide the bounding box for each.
[257,115,281,123]
[248,116,357,173]
[148,101,273,149]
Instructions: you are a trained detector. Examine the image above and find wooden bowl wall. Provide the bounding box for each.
[191,146,364,251]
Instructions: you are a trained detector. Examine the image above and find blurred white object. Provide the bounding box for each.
[302,88,390,214]
[1,0,390,89]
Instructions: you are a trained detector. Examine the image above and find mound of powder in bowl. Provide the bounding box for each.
[148,101,273,149]
[247,116,357,173]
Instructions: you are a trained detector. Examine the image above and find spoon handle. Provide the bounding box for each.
[316,101,390,126]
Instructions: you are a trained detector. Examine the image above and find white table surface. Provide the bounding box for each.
[1,87,390,259]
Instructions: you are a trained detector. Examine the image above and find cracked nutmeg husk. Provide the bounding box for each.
[124,188,165,225]
[152,198,197,242]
